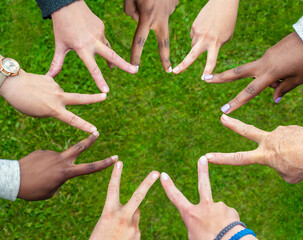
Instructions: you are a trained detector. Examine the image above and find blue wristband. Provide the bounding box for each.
[229,229,256,240]
[214,221,247,240]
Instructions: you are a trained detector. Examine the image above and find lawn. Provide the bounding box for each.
[0,0,302,239]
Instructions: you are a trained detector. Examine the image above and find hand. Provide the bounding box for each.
[48,0,138,93]
[90,161,160,240]
[173,0,238,78]
[205,32,303,114]
[17,132,117,201]
[0,70,105,133]
[206,114,303,184]
[161,158,255,240]
[124,0,179,72]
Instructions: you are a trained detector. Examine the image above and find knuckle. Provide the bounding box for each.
[89,64,100,76]
[233,152,243,164]
[244,84,256,95]
[86,163,97,173]
[233,66,244,75]
[241,124,254,137]
[109,50,118,61]
[132,191,145,204]
[108,185,119,194]
[135,36,146,46]
[73,143,87,152]
[69,114,80,127]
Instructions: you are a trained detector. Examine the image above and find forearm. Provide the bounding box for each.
[0,160,20,201]
[35,0,79,19]
[293,16,303,41]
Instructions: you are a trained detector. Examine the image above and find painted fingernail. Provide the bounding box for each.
[221,114,229,121]
[205,153,214,159]
[111,155,118,161]
[199,156,207,165]
[161,172,169,181]
[116,161,122,169]
[90,126,97,132]
[102,86,109,93]
[93,131,99,136]
[173,66,180,74]
[152,172,159,179]
[130,65,139,74]
[167,66,173,73]
[101,93,107,99]
[275,97,282,104]
[202,74,213,81]
[221,104,230,113]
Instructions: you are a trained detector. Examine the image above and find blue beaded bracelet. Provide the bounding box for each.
[214,221,247,240]
[229,228,256,240]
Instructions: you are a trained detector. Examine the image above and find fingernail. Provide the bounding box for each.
[161,172,169,181]
[275,97,282,104]
[221,104,230,113]
[173,66,180,74]
[221,114,229,121]
[199,156,207,165]
[101,93,107,99]
[111,155,118,161]
[202,74,213,81]
[167,66,173,73]
[130,65,139,74]
[102,86,109,93]
[116,161,122,169]
[90,126,97,132]
[93,131,99,136]
[152,172,159,179]
[205,153,214,159]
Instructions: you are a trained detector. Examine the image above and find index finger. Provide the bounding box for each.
[124,171,160,215]
[207,61,258,83]
[131,18,151,67]
[220,114,267,143]
[61,132,99,159]
[160,172,192,214]
[198,156,213,203]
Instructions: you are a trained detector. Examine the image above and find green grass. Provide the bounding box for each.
[1,0,303,239]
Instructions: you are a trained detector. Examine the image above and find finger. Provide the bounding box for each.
[131,18,151,66]
[220,76,273,114]
[273,77,300,104]
[133,209,140,225]
[104,40,115,69]
[104,161,123,210]
[68,156,118,179]
[96,42,138,74]
[269,80,281,89]
[63,92,107,106]
[46,47,67,77]
[56,109,98,133]
[160,172,192,214]
[124,0,139,21]
[205,150,264,166]
[208,61,258,83]
[124,171,160,215]
[61,132,99,159]
[197,156,213,203]
[220,114,267,143]
[77,50,109,93]
[201,46,220,80]
[173,42,205,74]
[155,22,172,73]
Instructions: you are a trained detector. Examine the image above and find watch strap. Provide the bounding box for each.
[0,72,7,87]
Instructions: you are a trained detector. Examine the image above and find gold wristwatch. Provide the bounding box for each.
[0,57,20,87]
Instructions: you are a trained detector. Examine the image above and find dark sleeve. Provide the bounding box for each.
[35,0,77,19]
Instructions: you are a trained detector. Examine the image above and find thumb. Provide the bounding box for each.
[273,77,300,104]
[46,47,67,77]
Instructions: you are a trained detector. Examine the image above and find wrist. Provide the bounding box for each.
[222,226,257,240]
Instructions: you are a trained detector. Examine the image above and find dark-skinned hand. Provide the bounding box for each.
[124,0,179,72]
[17,132,118,201]
[204,32,303,114]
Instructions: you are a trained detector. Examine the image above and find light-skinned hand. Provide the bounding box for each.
[0,70,104,133]
[173,0,238,78]
[205,32,303,114]
[48,0,138,93]
[161,158,257,240]
[18,132,117,201]
[90,161,160,240]
[124,0,179,72]
[206,114,303,184]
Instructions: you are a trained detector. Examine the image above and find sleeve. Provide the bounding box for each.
[293,16,303,41]
[35,0,78,19]
[0,160,20,201]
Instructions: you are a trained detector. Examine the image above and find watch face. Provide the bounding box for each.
[2,58,20,74]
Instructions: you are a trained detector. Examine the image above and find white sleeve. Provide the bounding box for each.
[0,160,20,201]
[293,16,303,41]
